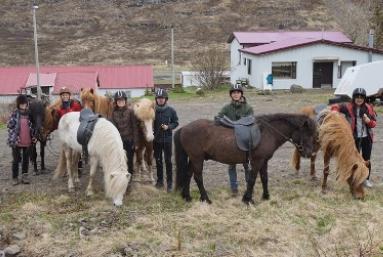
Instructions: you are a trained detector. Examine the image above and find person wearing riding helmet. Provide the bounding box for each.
[217,84,254,196]
[110,90,138,174]
[7,94,37,185]
[56,87,82,120]
[331,87,377,188]
[153,88,179,192]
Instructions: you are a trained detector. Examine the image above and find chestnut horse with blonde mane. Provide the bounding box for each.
[80,88,113,118]
[292,106,369,199]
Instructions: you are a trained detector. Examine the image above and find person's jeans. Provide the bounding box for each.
[154,141,173,188]
[12,146,30,179]
[228,163,250,191]
[123,140,135,174]
[355,137,372,179]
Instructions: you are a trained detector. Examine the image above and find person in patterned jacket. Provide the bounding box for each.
[7,95,37,185]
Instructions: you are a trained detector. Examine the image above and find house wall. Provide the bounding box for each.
[237,44,383,89]
[181,73,200,87]
[0,95,18,105]
[230,38,247,85]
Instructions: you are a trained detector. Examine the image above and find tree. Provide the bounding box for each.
[191,48,227,90]
[371,0,383,48]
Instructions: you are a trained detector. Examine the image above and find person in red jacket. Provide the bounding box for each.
[331,88,377,188]
[56,87,82,119]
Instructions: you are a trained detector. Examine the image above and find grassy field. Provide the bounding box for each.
[1,90,383,257]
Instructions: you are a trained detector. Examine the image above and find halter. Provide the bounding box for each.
[257,117,304,152]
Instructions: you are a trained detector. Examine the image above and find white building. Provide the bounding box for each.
[181,71,230,87]
[228,31,383,90]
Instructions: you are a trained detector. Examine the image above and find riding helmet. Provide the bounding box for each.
[155,88,168,99]
[352,88,367,99]
[16,94,28,107]
[229,83,243,95]
[114,90,127,101]
[59,87,72,95]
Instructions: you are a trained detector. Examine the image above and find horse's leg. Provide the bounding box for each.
[64,148,75,193]
[72,152,81,186]
[40,140,46,172]
[310,152,317,180]
[135,146,143,176]
[144,142,154,182]
[321,149,331,194]
[181,161,194,202]
[192,160,211,204]
[242,159,263,205]
[259,160,270,200]
[31,144,38,174]
[53,148,67,179]
[86,156,98,196]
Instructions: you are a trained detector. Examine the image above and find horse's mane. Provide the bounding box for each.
[133,98,155,121]
[256,113,316,133]
[92,118,128,198]
[319,111,368,185]
[80,88,112,117]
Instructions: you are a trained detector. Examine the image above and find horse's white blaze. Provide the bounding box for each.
[144,120,154,142]
[56,112,131,206]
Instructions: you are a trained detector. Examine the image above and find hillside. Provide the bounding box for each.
[0,0,377,67]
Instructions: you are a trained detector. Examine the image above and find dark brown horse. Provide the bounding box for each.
[175,113,317,204]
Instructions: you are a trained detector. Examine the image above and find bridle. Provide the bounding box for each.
[257,117,305,152]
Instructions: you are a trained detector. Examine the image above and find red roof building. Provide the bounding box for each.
[0,65,153,95]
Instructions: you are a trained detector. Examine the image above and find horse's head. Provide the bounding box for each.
[80,88,96,111]
[133,98,155,142]
[42,107,60,141]
[109,171,131,207]
[347,160,369,199]
[29,100,47,141]
[291,116,317,158]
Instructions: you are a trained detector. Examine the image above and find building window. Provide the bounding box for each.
[338,61,356,78]
[238,51,241,65]
[247,59,252,75]
[272,62,297,79]
[244,58,246,66]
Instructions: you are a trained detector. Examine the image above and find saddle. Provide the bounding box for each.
[216,115,261,152]
[77,108,100,163]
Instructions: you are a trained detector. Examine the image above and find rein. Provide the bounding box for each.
[257,117,304,152]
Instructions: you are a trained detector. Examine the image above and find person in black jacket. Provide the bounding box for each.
[153,88,179,192]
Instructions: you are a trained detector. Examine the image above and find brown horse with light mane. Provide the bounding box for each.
[292,106,369,199]
[80,88,113,118]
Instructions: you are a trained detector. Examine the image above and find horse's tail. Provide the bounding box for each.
[291,148,301,172]
[174,128,188,191]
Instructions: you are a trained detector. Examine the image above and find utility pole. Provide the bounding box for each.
[33,0,42,100]
[368,29,374,63]
[171,27,175,88]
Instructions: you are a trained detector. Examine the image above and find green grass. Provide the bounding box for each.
[0,122,6,129]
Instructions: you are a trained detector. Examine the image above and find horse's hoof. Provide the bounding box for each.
[184,195,192,202]
[242,196,255,205]
[68,187,75,193]
[200,197,212,204]
[86,191,94,197]
[262,193,270,200]
[311,176,318,181]
[321,189,327,194]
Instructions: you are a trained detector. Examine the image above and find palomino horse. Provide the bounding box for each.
[132,98,155,181]
[54,112,131,206]
[79,88,113,118]
[292,108,369,199]
[175,113,317,204]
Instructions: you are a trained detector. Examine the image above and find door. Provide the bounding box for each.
[313,62,333,88]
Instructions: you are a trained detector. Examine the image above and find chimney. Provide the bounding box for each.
[368,29,374,62]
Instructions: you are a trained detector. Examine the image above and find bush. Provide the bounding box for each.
[173,85,185,93]
[290,84,304,94]
[144,88,154,96]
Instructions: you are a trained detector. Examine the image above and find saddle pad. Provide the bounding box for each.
[77,109,99,146]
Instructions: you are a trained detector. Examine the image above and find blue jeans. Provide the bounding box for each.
[228,163,250,191]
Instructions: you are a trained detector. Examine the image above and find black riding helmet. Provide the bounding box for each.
[155,88,168,99]
[229,84,243,95]
[352,88,367,100]
[16,94,28,108]
[114,90,127,101]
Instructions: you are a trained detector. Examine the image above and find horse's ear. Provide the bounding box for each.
[90,88,94,94]
[80,88,83,92]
